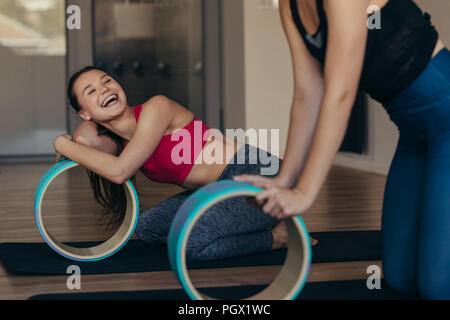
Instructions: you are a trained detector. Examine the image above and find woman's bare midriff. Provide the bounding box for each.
[181,133,245,191]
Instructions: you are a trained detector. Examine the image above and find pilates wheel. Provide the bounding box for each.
[168,180,311,300]
[34,159,139,262]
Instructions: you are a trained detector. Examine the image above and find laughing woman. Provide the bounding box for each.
[235,0,449,299]
[55,66,317,263]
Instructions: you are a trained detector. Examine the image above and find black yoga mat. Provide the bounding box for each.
[0,231,382,276]
[28,279,419,300]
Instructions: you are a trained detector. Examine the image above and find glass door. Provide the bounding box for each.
[93,0,204,117]
[0,0,67,157]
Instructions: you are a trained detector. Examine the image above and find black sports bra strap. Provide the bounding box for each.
[290,0,325,35]
[316,0,326,20]
[290,0,307,36]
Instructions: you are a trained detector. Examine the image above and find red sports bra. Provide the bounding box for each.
[124,104,211,184]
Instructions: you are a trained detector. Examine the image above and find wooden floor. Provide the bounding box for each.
[0,162,387,300]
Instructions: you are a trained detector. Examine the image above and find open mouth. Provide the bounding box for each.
[102,94,119,108]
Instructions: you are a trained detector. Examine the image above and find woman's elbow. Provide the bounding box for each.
[111,177,126,185]
[293,84,324,105]
[111,167,132,185]
[338,90,358,107]
[74,131,118,155]
[73,127,99,148]
[324,79,359,106]
[73,134,92,147]
[110,175,126,185]
[110,171,126,185]
[324,88,358,113]
[73,121,98,146]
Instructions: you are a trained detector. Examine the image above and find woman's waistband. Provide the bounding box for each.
[218,144,281,180]
[384,48,450,115]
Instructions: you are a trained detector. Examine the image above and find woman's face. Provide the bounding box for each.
[73,69,128,123]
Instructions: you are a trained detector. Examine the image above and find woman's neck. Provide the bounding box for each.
[99,105,137,141]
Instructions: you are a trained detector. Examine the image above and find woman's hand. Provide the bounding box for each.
[255,187,314,219]
[233,174,292,209]
[54,134,73,153]
[233,174,291,189]
[53,134,73,162]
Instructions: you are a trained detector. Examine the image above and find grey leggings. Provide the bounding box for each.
[135,144,282,262]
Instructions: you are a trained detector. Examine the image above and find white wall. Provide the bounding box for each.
[235,0,450,174]
[222,0,247,131]
[242,0,293,157]
[0,46,66,136]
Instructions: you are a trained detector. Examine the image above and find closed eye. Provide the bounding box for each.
[88,89,96,95]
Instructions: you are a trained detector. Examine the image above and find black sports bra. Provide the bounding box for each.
[290,0,439,104]
[290,0,328,62]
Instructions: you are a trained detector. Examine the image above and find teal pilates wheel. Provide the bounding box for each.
[34,159,139,262]
[168,180,311,300]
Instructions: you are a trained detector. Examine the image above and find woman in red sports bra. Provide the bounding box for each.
[54,66,317,262]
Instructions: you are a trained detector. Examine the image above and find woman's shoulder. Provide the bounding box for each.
[138,95,194,131]
[137,95,176,118]
[142,95,172,110]
[279,0,292,16]
[142,95,193,118]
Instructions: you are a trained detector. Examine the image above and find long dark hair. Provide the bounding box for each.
[68,66,136,229]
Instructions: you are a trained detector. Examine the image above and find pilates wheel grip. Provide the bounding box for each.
[168,180,312,300]
[34,159,139,262]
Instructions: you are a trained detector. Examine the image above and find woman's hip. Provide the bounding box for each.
[218,144,282,180]
[383,48,450,140]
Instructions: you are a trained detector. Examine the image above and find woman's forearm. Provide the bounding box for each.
[277,94,323,187]
[295,93,355,199]
[290,0,367,198]
[54,137,124,184]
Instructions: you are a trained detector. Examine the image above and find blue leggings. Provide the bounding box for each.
[382,48,450,299]
[135,145,281,262]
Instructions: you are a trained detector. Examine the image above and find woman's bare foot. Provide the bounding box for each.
[271,221,318,249]
[271,221,288,249]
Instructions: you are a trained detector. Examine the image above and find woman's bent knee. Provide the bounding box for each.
[134,213,168,245]
[382,259,418,296]
[185,246,211,262]
[419,271,450,300]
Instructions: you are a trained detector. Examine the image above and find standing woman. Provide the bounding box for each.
[235,0,449,299]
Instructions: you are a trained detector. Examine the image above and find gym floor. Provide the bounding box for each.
[0,161,385,300]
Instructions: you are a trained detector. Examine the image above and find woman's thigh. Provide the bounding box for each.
[418,130,450,299]
[135,190,193,244]
[188,195,279,246]
[381,136,426,294]
[137,190,277,246]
